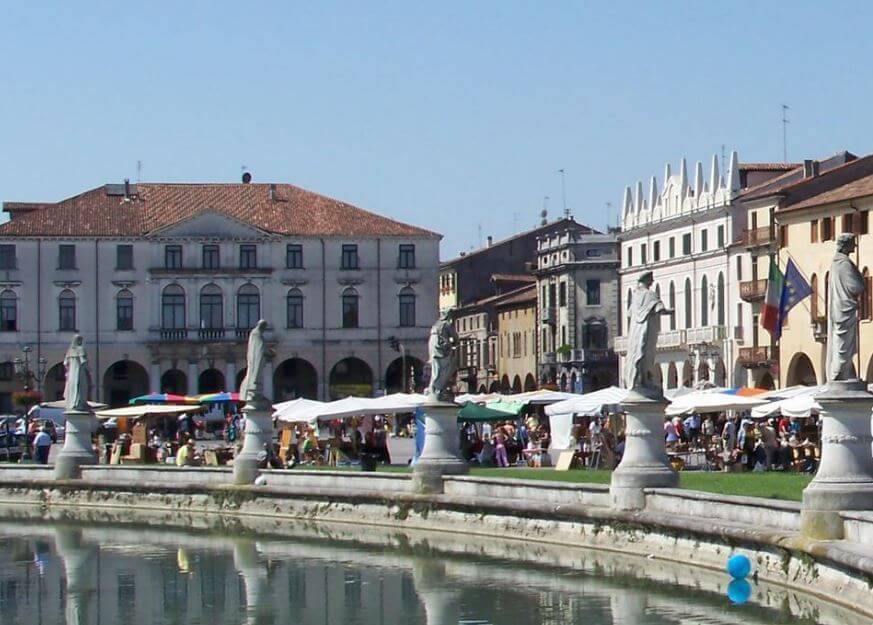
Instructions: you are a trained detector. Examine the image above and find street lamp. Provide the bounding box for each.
[13,345,47,461]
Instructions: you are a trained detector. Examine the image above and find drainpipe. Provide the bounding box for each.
[94,239,100,402]
[320,238,326,401]
[376,238,382,394]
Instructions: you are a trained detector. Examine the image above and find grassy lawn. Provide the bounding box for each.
[297,465,811,501]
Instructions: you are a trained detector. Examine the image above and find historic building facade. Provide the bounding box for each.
[535,224,619,392]
[0,181,440,406]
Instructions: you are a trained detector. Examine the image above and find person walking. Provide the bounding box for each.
[33,427,52,464]
[494,428,509,468]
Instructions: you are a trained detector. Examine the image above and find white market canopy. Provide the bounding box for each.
[752,386,825,418]
[95,404,203,420]
[272,398,325,424]
[289,393,426,422]
[34,400,108,411]
[454,393,501,405]
[545,386,629,417]
[665,391,768,416]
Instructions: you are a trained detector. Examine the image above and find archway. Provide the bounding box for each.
[103,360,149,407]
[273,358,318,400]
[570,372,577,394]
[489,381,500,393]
[329,357,373,399]
[235,368,247,391]
[499,375,510,393]
[512,375,522,393]
[198,368,226,394]
[160,369,187,395]
[714,359,726,386]
[786,353,817,386]
[523,373,537,392]
[43,363,67,402]
[558,373,567,392]
[477,385,486,394]
[757,372,775,390]
[697,361,710,385]
[385,356,425,394]
[681,359,693,387]
[666,362,678,389]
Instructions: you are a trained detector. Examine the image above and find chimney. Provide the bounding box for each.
[269,184,276,201]
[803,160,820,178]
[486,235,493,247]
[241,172,252,184]
[123,178,131,201]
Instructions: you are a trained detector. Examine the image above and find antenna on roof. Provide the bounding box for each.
[606,201,614,230]
[477,223,482,248]
[558,169,569,218]
[136,160,142,183]
[781,104,790,163]
[540,196,549,226]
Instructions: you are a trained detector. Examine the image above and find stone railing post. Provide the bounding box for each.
[413,401,468,493]
[54,410,97,479]
[233,398,274,485]
[610,392,677,510]
[801,380,873,539]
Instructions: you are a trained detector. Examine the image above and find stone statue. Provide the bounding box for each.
[239,320,271,404]
[827,233,864,382]
[624,272,673,396]
[63,335,90,413]
[427,309,459,402]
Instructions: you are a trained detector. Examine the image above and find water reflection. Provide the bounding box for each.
[0,515,865,625]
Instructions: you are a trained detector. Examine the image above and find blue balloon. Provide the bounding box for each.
[726,553,752,579]
[727,578,752,604]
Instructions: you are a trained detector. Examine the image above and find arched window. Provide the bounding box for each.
[824,272,830,324]
[700,275,709,326]
[287,288,304,329]
[717,272,725,326]
[200,284,223,330]
[342,287,359,328]
[116,289,133,331]
[810,274,818,320]
[684,278,692,329]
[161,284,185,330]
[399,286,416,327]
[863,268,872,321]
[0,290,17,332]
[236,284,260,330]
[59,289,76,331]
[668,282,676,330]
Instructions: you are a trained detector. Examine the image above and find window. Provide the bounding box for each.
[116,290,133,331]
[239,245,257,269]
[341,244,359,270]
[842,213,854,234]
[583,322,607,349]
[640,243,647,265]
[116,245,133,270]
[668,282,676,330]
[586,248,602,257]
[717,273,725,325]
[161,285,185,329]
[810,274,818,321]
[682,233,692,255]
[58,244,76,270]
[810,220,819,243]
[700,229,708,252]
[236,284,260,329]
[863,268,872,321]
[59,289,76,331]
[586,279,601,306]
[399,286,416,327]
[199,284,223,329]
[684,278,692,329]
[0,362,13,381]
[653,240,661,262]
[0,290,16,331]
[821,218,833,241]
[202,245,220,269]
[860,211,870,235]
[717,225,725,248]
[541,285,547,307]
[0,245,16,270]
[669,237,675,258]
[548,283,556,309]
[778,225,789,247]
[165,245,182,269]
[342,287,359,328]
[286,289,304,328]
[558,282,567,307]
[398,244,416,269]
[700,275,709,326]
[286,244,303,269]
[627,247,633,267]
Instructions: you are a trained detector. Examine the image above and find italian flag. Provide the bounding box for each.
[761,261,784,338]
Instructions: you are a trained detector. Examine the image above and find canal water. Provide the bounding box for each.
[0,517,862,625]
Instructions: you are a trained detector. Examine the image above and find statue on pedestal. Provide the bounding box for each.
[827,233,864,382]
[427,309,459,402]
[63,335,90,413]
[624,272,673,396]
[239,320,272,404]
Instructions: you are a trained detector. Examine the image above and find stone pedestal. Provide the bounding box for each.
[413,560,461,625]
[233,540,274,624]
[53,410,97,480]
[55,528,98,625]
[233,400,274,485]
[413,401,468,493]
[610,391,677,510]
[801,380,873,540]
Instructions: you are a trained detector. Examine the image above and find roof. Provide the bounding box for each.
[784,171,873,211]
[739,163,800,172]
[490,273,536,283]
[455,284,536,314]
[493,284,537,309]
[0,183,440,239]
[740,151,857,201]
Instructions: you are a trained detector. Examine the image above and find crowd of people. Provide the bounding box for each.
[460,415,552,467]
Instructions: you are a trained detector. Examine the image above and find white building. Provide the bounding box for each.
[615,152,792,392]
[0,180,440,407]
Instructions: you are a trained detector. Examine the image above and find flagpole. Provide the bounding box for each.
[855,206,862,379]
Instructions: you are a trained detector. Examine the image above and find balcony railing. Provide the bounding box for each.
[739,279,767,302]
[541,307,556,325]
[614,330,685,355]
[150,326,261,343]
[686,325,727,345]
[198,328,225,341]
[738,345,779,368]
[542,352,557,364]
[741,226,773,248]
[159,328,188,341]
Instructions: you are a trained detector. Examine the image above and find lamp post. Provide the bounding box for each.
[13,345,47,461]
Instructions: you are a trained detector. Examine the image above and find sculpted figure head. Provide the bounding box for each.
[837,233,856,255]
[638,271,654,288]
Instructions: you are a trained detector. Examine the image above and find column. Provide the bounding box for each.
[610,389,678,510]
[54,409,97,480]
[233,394,274,485]
[149,361,161,394]
[801,379,873,539]
[187,361,198,396]
[413,397,469,494]
[226,361,237,393]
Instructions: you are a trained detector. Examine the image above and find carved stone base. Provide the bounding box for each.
[610,390,677,510]
[801,379,873,540]
[413,402,468,494]
[233,401,274,485]
[54,410,97,480]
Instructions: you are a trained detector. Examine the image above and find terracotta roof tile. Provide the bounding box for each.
[783,172,873,211]
[739,163,800,171]
[0,183,440,239]
[740,151,857,200]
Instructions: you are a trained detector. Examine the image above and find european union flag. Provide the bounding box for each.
[780,259,812,319]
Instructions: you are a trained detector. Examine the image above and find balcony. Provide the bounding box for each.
[149,266,273,276]
[541,307,556,325]
[740,279,767,302]
[614,330,685,355]
[686,325,727,345]
[741,226,773,248]
[149,326,262,344]
[738,345,779,368]
[542,352,557,364]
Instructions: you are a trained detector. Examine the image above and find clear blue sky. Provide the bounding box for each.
[2,1,871,258]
